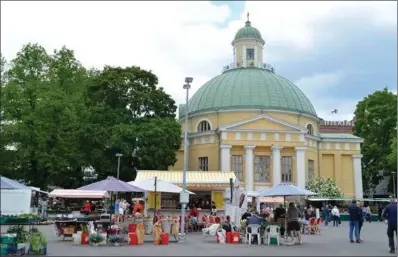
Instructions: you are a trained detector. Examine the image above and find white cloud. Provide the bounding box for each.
[294,71,357,120]
[1,1,396,120]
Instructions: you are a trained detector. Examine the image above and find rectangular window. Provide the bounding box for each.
[231,155,243,181]
[254,156,271,182]
[308,160,314,180]
[199,157,208,171]
[281,156,293,182]
[246,49,254,60]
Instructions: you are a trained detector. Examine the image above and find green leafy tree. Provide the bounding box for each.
[1,44,88,189]
[306,177,344,198]
[84,66,181,182]
[353,88,397,193]
[1,44,182,188]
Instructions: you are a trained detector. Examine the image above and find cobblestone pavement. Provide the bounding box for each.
[2,222,395,256]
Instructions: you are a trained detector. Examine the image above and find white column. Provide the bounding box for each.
[353,155,364,199]
[220,144,232,172]
[254,45,258,67]
[244,145,255,191]
[295,147,306,189]
[243,45,247,67]
[272,146,283,186]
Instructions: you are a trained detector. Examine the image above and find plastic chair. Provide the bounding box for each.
[245,224,261,245]
[305,217,316,234]
[266,225,280,246]
[315,217,322,234]
[208,215,215,224]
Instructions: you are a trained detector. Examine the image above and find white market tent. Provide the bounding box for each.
[129,179,195,194]
[49,189,110,199]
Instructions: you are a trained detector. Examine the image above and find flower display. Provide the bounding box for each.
[306,177,344,198]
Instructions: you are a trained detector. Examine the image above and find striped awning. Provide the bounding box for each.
[49,189,110,199]
[136,171,236,188]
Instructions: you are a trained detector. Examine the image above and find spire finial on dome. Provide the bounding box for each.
[245,12,251,27]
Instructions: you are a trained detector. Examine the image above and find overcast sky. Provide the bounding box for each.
[1,1,396,121]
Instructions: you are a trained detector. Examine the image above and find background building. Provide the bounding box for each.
[139,18,364,209]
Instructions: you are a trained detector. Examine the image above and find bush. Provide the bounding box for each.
[306,177,344,198]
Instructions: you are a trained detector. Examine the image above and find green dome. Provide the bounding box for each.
[181,68,317,118]
[233,21,264,44]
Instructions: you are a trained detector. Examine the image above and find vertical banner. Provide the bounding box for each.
[238,189,248,213]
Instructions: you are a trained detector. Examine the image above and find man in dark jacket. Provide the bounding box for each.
[382,198,397,253]
[348,199,362,243]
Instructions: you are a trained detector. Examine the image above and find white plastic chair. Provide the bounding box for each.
[266,225,280,246]
[245,224,261,245]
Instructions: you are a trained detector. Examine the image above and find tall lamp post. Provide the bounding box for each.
[392,171,396,198]
[116,153,123,180]
[115,153,123,200]
[179,76,193,243]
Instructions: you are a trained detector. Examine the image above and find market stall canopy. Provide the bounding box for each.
[136,170,236,189]
[246,190,261,197]
[258,183,317,197]
[0,176,30,190]
[49,189,110,199]
[129,179,195,194]
[78,176,144,192]
[30,187,48,194]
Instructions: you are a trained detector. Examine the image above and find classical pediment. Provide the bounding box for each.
[219,113,306,132]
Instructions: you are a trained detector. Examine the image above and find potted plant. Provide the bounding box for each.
[80,224,89,245]
[108,235,122,246]
[88,234,104,246]
[29,230,47,255]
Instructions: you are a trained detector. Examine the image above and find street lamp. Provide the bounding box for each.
[115,153,123,179]
[392,171,396,198]
[179,77,193,243]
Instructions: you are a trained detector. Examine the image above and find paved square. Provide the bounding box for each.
[4,222,393,256]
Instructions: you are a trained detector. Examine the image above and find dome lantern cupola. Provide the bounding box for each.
[231,13,265,69]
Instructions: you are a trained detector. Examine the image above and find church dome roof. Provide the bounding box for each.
[180,68,317,118]
[232,21,264,44]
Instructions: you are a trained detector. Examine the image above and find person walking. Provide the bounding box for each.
[364,205,372,223]
[331,206,340,227]
[382,198,397,254]
[322,204,330,226]
[348,199,362,243]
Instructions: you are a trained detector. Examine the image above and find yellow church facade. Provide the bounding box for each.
[138,18,364,206]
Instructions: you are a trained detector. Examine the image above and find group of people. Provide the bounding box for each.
[348,198,397,254]
[241,202,304,244]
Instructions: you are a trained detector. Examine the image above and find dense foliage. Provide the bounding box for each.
[0,44,182,190]
[306,177,344,198]
[353,88,397,194]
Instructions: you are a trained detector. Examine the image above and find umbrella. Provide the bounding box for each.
[78,176,144,222]
[258,183,316,197]
[78,176,144,192]
[258,183,317,243]
[0,176,31,190]
[128,179,194,194]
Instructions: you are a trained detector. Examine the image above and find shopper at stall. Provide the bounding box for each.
[133,201,144,215]
[274,204,286,220]
[287,202,302,244]
[211,201,217,216]
[82,200,91,215]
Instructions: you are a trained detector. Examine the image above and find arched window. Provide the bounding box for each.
[197,120,211,132]
[306,124,314,135]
